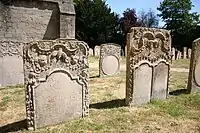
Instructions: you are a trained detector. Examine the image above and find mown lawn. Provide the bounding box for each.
[1,57,200,133]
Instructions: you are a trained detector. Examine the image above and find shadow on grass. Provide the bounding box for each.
[0,119,27,133]
[90,99,125,109]
[169,89,187,96]
[89,75,100,78]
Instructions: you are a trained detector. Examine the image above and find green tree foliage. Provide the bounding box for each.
[74,0,122,48]
[138,9,159,28]
[157,0,200,48]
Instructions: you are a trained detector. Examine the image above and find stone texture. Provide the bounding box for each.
[188,48,192,58]
[183,47,187,59]
[126,27,171,106]
[94,46,100,57]
[89,48,94,56]
[99,43,121,77]
[0,0,75,87]
[187,38,200,93]
[23,39,89,130]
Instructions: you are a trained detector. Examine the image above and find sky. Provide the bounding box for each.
[105,0,200,26]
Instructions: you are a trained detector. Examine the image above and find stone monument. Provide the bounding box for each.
[126,27,171,106]
[0,0,75,87]
[23,39,89,130]
[94,46,100,56]
[99,43,121,77]
[187,38,200,93]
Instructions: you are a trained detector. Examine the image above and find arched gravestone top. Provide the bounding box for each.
[23,38,89,130]
[99,43,121,77]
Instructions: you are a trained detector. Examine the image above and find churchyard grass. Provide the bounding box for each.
[171,59,190,69]
[1,57,200,133]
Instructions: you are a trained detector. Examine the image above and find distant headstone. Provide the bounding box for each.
[99,43,121,77]
[188,48,192,58]
[125,45,127,57]
[94,46,100,56]
[187,38,200,93]
[172,47,175,60]
[126,27,171,106]
[23,39,89,130]
[89,48,94,56]
[183,47,187,59]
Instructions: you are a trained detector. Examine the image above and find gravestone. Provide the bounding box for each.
[188,48,192,58]
[125,45,127,57]
[172,47,175,60]
[0,0,75,87]
[89,48,94,56]
[183,47,187,59]
[23,39,89,130]
[99,43,121,77]
[187,38,200,93]
[126,27,171,106]
[94,46,100,56]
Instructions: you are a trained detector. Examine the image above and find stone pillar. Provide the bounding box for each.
[188,48,192,58]
[183,47,187,59]
[172,47,175,60]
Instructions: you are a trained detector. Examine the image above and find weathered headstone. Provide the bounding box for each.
[126,27,171,106]
[172,47,175,60]
[187,38,200,93]
[0,0,75,87]
[23,39,89,130]
[89,48,94,56]
[188,48,192,58]
[183,47,187,59]
[176,51,181,60]
[125,45,127,57]
[94,46,100,56]
[99,43,121,77]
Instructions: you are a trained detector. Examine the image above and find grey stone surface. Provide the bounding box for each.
[133,63,152,106]
[0,0,75,87]
[89,48,94,56]
[187,38,200,93]
[23,39,89,130]
[99,43,121,77]
[183,47,187,59]
[151,62,169,100]
[188,48,192,58]
[126,27,171,106]
[94,46,100,56]
[172,47,175,60]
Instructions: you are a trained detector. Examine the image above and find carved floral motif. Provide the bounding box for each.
[23,39,89,130]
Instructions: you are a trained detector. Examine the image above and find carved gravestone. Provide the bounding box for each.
[187,38,200,93]
[23,39,89,130]
[126,27,171,106]
[94,46,100,56]
[99,43,121,77]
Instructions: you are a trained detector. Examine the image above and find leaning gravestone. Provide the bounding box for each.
[94,46,100,56]
[99,43,121,77]
[126,27,171,106]
[187,38,200,93]
[23,39,89,130]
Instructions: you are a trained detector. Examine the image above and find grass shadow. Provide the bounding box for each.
[169,89,187,96]
[89,75,100,79]
[0,119,27,133]
[90,99,125,109]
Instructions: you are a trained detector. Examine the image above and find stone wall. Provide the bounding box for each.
[0,0,75,87]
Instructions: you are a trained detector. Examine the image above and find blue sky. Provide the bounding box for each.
[106,0,200,26]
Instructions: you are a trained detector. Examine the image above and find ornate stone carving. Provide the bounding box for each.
[0,41,24,57]
[126,27,171,106]
[187,38,200,93]
[99,43,121,77]
[23,38,89,130]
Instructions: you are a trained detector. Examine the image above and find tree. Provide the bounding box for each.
[74,0,122,48]
[157,0,200,48]
[119,8,141,35]
[138,9,159,28]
